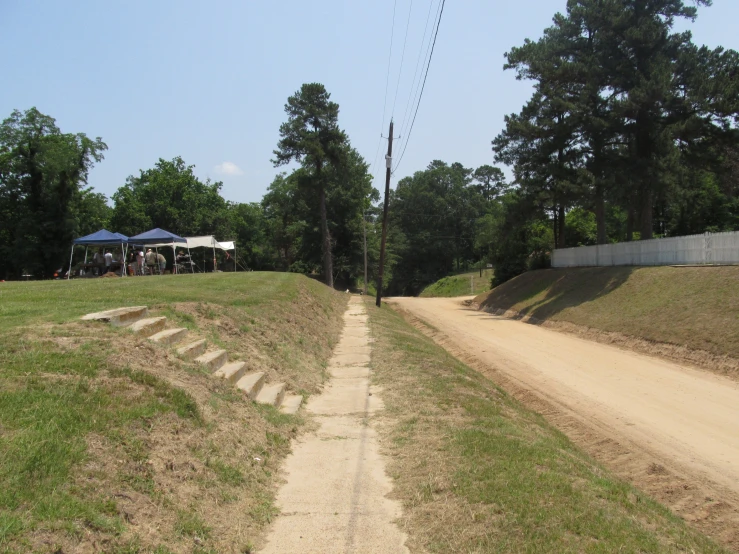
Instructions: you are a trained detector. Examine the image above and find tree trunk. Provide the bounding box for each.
[635,108,654,241]
[553,207,559,249]
[557,205,566,249]
[319,185,333,288]
[362,212,368,295]
[595,184,606,244]
[640,189,653,240]
[626,203,634,242]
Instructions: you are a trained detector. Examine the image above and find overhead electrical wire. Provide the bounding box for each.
[369,0,399,187]
[392,0,446,175]
[390,0,415,119]
[398,0,439,141]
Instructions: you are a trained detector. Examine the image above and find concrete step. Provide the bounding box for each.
[214,361,247,383]
[279,394,303,415]
[236,372,266,400]
[256,382,286,408]
[148,327,188,345]
[81,306,148,326]
[176,339,207,359]
[129,317,167,335]
[195,349,227,372]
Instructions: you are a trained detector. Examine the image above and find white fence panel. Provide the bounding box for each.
[551,231,739,267]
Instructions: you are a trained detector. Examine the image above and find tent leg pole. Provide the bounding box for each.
[172,245,176,274]
[84,247,88,265]
[213,246,216,273]
[67,245,74,280]
[187,247,193,273]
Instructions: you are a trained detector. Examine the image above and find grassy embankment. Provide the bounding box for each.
[475,266,739,363]
[0,273,346,553]
[419,269,493,298]
[368,298,727,553]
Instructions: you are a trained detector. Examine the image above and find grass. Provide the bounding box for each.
[367,298,727,553]
[0,272,347,553]
[419,269,493,297]
[475,266,739,359]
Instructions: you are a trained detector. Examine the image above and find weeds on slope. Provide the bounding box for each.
[0,273,346,553]
[367,299,727,553]
[419,270,493,298]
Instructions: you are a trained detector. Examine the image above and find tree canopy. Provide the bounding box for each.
[496,0,739,250]
[3,9,739,292]
[273,83,349,287]
[111,156,231,239]
[0,108,107,279]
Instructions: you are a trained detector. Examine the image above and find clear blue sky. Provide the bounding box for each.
[2,0,738,205]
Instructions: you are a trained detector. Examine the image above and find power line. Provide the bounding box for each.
[398,0,442,143]
[392,0,446,175]
[390,0,415,118]
[398,0,438,141]
[371,0,399,187]
[393,0,444,174]
[381,0,398,133]
[369,137,384,184]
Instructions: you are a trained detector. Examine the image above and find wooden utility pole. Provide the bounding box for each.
[375,120,394,307]
[363,211,368,295]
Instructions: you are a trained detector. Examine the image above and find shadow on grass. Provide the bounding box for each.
[477,267,635,322]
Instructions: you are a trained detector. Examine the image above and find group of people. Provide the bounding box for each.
[77,247,202,277]
[91,248,122,275]
[127,248,167,276]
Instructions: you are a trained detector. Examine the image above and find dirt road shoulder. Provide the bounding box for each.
[388,296,739,552]
[367,298,728,553]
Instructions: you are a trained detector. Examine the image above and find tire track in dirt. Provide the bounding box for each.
[389,298,739,552]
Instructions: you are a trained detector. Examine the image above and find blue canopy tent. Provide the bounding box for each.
[128,228,188,274]
[68,229,129,279]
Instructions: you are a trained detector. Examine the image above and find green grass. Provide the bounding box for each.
[419,269,493,297]
[475,266,739,359]
[0,272,346,552]
[174,509,210,539]
[0,358,199,549]
[367,298,727,553]
[0,272,309,330]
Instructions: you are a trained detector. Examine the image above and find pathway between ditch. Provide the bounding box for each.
[260,296,409,554]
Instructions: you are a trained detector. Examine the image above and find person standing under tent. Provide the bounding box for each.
[157,252,166,274]
[136,249,145,275]
[145,249,156,274]
[127,249,137,276]
[92,249,104,274]
[103,250,113,274]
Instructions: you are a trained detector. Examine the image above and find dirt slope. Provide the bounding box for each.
[389,296,739,551]
[0,273,347,553]
[419,269,493,297]
[475,266,739,375]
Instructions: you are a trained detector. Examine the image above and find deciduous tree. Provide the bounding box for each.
[0,107,107,278]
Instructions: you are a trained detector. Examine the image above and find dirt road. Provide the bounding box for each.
[389,296,739,549]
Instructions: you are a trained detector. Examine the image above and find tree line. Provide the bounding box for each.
[0,85,378,283]
[493,0,739,252]
[2,1,738,290]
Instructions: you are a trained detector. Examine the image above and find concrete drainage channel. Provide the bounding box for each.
[80,306,302,414]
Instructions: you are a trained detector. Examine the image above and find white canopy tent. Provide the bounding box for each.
[184,236,236,272]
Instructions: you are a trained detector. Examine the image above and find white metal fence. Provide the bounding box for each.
[551,231,739,267]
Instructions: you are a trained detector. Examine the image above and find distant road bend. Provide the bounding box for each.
[389,296,739,546]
